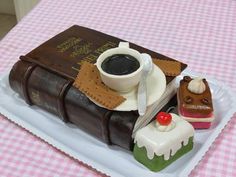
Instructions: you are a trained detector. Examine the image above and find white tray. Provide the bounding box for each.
[0,69,236,177]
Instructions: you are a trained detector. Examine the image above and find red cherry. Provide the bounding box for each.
[156,112,172,125]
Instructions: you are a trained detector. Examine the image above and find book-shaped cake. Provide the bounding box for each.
[177,76,214,129]
[133,112,194,171]
[9,25,187,150]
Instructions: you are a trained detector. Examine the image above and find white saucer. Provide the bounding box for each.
[89,65,166,111]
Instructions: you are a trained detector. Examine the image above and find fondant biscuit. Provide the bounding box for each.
[73,61,126,109]
[153,59,181,76]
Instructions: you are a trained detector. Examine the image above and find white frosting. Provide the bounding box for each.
[188,77,206,94]
[180,114,214,122]
[134,114,194,160]
[156,121,176,132]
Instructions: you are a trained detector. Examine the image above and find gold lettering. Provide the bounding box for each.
[31,91,40,104]
[72,41,117,71]
[57,37,82,53]
[76,54,97,66]
[72,66,80,72]
[70,43,92,58]
[94,41,117,55]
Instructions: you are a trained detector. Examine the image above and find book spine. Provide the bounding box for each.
[9,59,138,150]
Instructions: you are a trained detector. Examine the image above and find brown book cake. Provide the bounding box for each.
[9,25,187,150]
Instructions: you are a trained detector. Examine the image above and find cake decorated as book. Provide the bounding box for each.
[133,112,194,171]
[9,25,187,151]
[177,76,214,129]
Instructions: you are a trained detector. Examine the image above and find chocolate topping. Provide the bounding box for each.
[183,76,191,82]
[178,76,213,115]
[21,63,37,105]
[9,25,188,151]
[184,96,193,104]
[201,98,210,105]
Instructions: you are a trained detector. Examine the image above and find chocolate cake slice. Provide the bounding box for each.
[177,76,214,129]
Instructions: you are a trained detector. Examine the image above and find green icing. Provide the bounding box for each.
[133,137,194,172]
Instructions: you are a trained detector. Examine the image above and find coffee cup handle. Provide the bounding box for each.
[118,42,129,48]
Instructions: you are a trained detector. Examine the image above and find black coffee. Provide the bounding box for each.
[101,54,140,75]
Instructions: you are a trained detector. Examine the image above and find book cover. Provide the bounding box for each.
[9,25,187,150]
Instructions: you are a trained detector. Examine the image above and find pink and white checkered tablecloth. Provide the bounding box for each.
[0,0,236,176]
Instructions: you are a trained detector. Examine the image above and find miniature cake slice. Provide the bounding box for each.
[133,112,194,171]
[178,76,214,129]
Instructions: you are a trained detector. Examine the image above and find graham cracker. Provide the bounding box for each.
[153,58,181,76]
[73,61,126,110]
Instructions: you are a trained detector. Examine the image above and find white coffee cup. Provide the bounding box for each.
[96,42,145,92]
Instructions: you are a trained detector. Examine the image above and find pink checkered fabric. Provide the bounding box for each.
[0,0,236,176]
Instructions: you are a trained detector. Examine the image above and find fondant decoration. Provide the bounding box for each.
[178,76,214,129]
[133,113,194,171]
[187,77,206,94]
[152,58,181,76]
[155,112,175,132]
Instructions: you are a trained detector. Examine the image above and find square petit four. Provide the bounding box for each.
[178,76,214,129]
[133,112,194,171]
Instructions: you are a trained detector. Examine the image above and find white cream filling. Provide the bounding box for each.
[179,114,214,122]
[156,121,176,132]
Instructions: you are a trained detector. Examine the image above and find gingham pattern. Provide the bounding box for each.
[0,0,236,176]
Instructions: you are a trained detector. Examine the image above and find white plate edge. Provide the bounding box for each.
[0,71,123,177]
[0,105,124,177]
[1,70,236,177]
[178,69,236,177]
